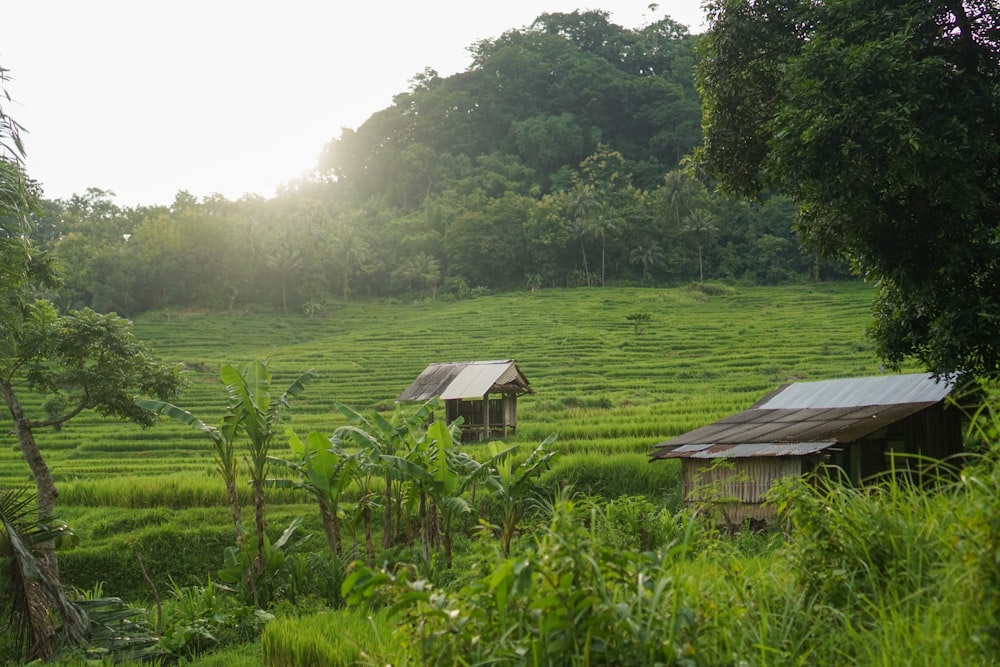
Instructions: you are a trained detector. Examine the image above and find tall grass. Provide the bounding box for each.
[260,609,393,666]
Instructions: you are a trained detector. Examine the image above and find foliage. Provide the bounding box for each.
[344,496,698,666]
[136,394,245,545]
[0,488,88,661]
[218,517,305,609]
[158,578,271,660]
[2,301,183,527]
[696,0,1000,376]
[480,435,558,556]
[141,359,314,606]
[626,311,651,335]
[27,8,853,314]
[270,429,358,558]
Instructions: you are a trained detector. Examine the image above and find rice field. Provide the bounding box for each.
[0,282,901,499]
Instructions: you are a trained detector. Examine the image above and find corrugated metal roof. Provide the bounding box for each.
[651,373,956,460]
[397,360,532,402]
[758,373,953,409]
[659,442,836,458]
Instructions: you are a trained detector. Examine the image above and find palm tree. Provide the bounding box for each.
[661,169,698,226]
[590,202,625,286]
[629,239,666,281]
[0,489,88,661]
[565,185,600,285]
[264,227,302,314]
[683,208,718,282]
[333,224,371,302]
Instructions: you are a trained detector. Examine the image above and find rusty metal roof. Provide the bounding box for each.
[397,360,532,402]
[652,373,956,460]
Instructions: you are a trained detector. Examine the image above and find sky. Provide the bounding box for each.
[2,1,707,208]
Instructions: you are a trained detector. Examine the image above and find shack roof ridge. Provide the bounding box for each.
[397,359,530,403]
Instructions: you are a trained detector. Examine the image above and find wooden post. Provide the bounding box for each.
[482,394,490,441]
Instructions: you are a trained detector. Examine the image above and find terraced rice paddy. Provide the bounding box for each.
[0,282,901,499]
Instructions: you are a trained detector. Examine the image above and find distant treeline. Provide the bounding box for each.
[29,10,850,316]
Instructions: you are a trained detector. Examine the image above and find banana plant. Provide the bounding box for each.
[220,360,315,592]
[335,400,438,549]
[426,419,481,567]
[482,433,559,556]
[141,359,314,606]
[269,429,358,557]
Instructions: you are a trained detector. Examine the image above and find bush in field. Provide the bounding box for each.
[59,525,232,602]
[540,452,682,506]
[157,578,271,660]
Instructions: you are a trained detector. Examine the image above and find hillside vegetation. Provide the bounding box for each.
[0,283,885,490]
[5,284,999,666]
[32,10,850,320]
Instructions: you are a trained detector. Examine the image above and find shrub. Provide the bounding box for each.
[344,497,698,666]
[539,453,681,506]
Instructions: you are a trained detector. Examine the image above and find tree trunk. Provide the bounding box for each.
[442,515,453,569]
[319,496,341,557]
[1,381,58,523]
[1,380,64,594]
[418,489,430,564]
[225,478,243,547]
[382,476,393,549]
[363,502,374,564]
[253,482,267,598]
[601,237,606,287]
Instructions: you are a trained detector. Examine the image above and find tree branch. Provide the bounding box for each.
[28,393,90,429]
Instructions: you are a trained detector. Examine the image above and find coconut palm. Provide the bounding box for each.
[683,208,718,282]
[0,489,87,661]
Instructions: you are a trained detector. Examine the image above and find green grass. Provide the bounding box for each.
[3,283,995,665]
[0,282,896,493]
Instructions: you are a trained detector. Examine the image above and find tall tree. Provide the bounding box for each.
[696,0,1000,375]
[0,68,182,596]
[683,208,718,282]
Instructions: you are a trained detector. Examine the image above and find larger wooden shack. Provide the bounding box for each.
[650,373,964,521]
[397,360,533,442]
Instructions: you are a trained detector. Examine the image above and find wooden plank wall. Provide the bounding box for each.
[683,458,801,504]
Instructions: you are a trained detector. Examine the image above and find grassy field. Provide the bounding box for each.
[9,282,998,666]
[0,282,892,492]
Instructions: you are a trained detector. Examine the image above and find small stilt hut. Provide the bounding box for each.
[397,360,533,442]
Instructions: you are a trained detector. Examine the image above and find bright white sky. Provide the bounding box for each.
[2,1,706,208]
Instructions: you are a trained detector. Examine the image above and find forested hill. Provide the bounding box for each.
[321,11,702,201]
[33,9,850,317]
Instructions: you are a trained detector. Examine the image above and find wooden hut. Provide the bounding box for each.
[397,360,533,442]
[650,373,965,521]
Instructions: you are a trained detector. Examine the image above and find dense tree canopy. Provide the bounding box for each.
[696,0,1000,376]
[23,9,849,318]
